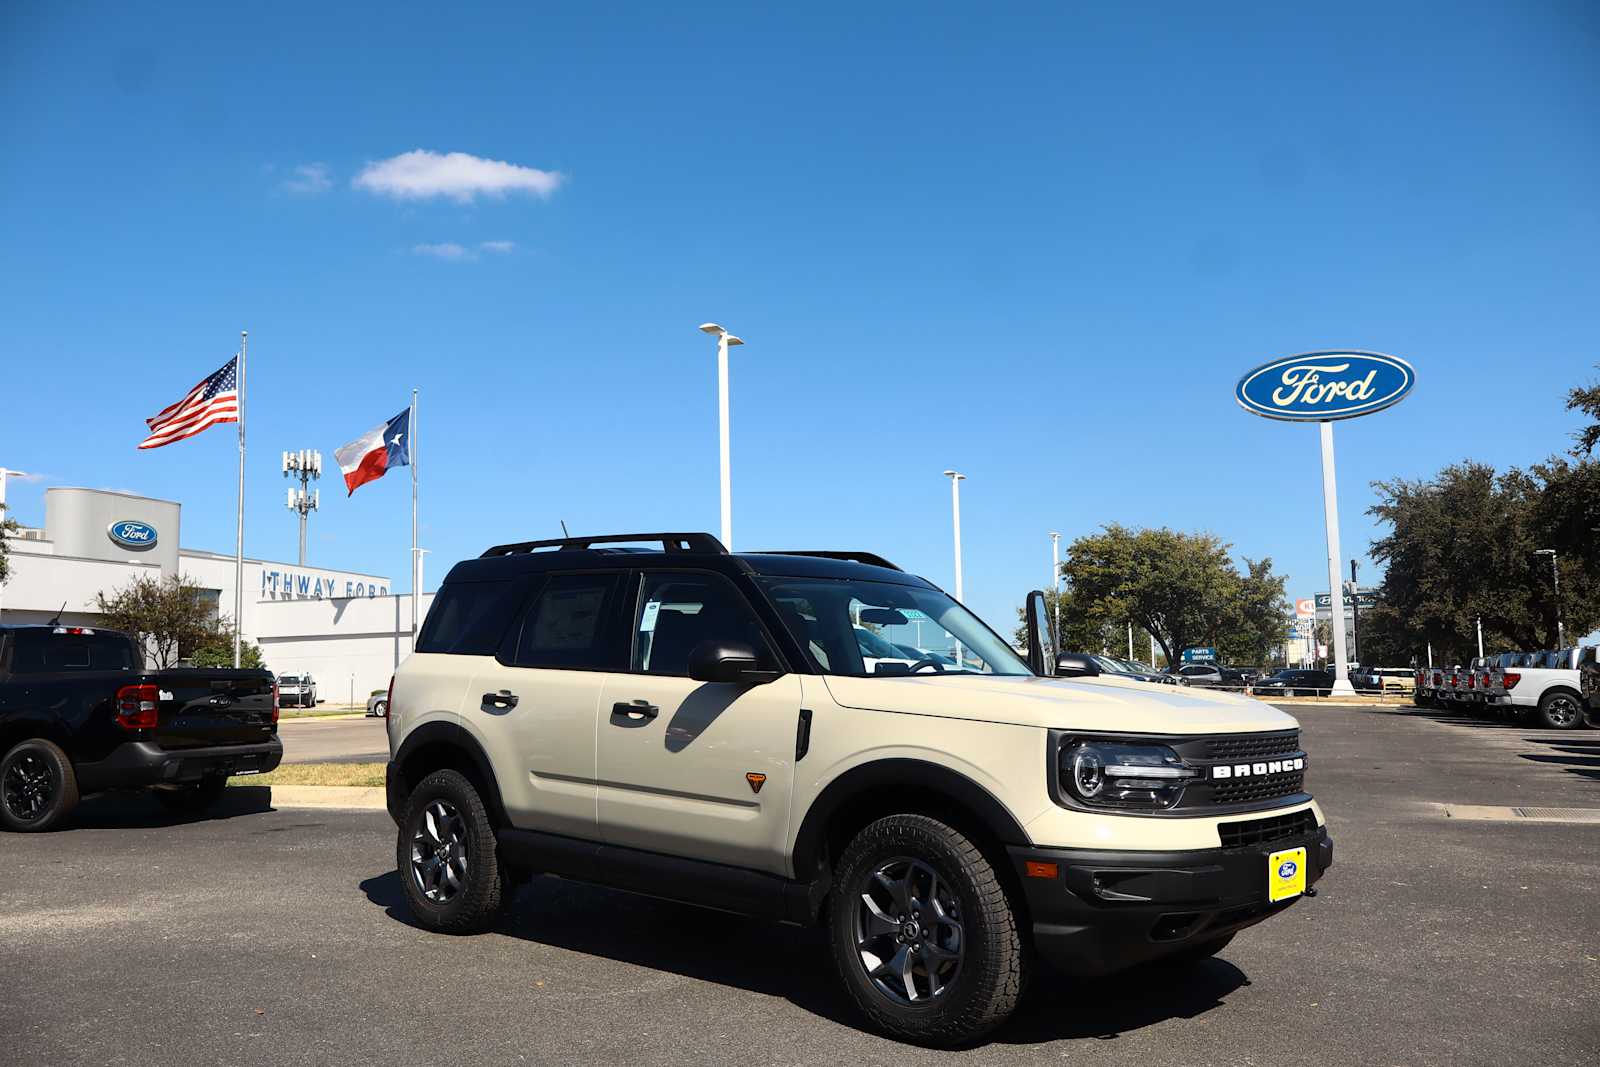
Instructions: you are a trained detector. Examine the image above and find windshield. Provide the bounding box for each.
[757,577,1030,677]
[280,675,304,684]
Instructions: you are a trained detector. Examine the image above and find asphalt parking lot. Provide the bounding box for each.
[278,715,388,764]
[3,703,1597,1066]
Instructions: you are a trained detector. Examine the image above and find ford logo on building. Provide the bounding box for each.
[107,520,158,549]
[1236,350,1415,421]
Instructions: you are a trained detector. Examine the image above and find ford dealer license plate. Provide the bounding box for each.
[1268,846,1307,902]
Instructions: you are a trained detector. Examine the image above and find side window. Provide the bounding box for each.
[416,578,525,655]
[506,573,625,671]
[631,572,774,676]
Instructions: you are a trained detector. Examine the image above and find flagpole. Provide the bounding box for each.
[410,387,419,651]
[234,330,248,669]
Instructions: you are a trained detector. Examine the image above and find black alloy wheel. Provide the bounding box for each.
[396,768,509,934]
[0,739,80,833]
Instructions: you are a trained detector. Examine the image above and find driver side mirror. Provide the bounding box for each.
[687,640,780,686]
[1025,590,1056,677]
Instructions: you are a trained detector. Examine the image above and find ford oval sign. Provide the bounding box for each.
[107,520,158,550]
[1236,350,1415,421]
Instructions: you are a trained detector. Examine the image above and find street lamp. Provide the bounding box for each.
[1534,548,1563,647]
[942,471,965,601]
[1049,531,1061,645]
[698,323,744,550]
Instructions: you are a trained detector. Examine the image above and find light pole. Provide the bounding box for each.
[1049,531,1061,644]
[698,323,744,550]
[282,450,322,566]
[943,471,965,601]
[1534,548,1563,647]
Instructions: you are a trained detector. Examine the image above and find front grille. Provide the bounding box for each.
[1200,731,1300,761]
[1218,808,1317,849]
[1207,769,1306,806]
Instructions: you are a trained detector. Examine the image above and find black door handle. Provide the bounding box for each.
[483,690,519,709]
[611,700,659,720]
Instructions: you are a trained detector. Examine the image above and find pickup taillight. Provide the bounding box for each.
[1502,672,1520,690]
[1480,672,1491,688]
[1466,674,1477,689]
[115,684,160,730]
[271,681,280,725]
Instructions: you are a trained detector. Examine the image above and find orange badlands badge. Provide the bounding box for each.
[745,772,767,794]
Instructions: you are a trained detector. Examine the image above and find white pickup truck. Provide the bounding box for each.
[1486,648,1585,729]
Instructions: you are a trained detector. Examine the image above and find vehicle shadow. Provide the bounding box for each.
[357,869,1248,1045]
[61,785,275,830]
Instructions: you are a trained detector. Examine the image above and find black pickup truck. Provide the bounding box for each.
[0,624,282,831]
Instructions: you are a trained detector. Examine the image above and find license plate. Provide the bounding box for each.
[1268,846,1307,902]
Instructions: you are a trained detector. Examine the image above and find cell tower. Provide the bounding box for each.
[282,450,322,566]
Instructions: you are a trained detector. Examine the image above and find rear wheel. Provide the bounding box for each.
[828,814,1026,1046]
[1538,691,1584,730]
[154,776,228,814]
[397,769,508,934]
[0,738,79,833]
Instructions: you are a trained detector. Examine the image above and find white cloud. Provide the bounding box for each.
[479,240,515,253]
[412,242,471,260]
[282,162,332,195]
[353,150,563,203]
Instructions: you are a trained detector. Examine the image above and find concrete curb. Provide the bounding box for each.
[229,784,387,810]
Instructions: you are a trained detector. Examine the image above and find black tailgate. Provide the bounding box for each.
[150,669,277,749]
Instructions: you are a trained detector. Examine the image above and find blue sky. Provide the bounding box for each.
[2,2,1597,639]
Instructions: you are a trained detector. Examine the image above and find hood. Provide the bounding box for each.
[821,672,1298,735]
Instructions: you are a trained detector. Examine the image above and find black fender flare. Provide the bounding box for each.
[790,758,1030,882]
[391,720,509,826]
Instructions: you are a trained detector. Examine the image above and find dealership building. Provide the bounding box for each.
[1,486,431,699]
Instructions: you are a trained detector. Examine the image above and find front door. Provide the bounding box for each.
[595,570,801,875]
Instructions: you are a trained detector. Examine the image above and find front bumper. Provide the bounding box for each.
[1009,824,1332,976]
[76,738,284,793]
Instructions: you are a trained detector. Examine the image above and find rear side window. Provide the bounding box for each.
[415,579,525,655]
[505,573,626,671]
[4,630,139,674]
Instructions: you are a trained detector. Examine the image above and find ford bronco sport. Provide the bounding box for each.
[384,533,1332,1045]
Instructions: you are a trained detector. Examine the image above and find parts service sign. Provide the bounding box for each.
[1235,351,1415,421]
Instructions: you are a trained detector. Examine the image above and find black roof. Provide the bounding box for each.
[443,532,936,589]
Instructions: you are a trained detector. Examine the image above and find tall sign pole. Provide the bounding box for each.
[1317,421,1353,694]
[1236,351,1415,699]
[410,387,420,651]
[234,330,248,669]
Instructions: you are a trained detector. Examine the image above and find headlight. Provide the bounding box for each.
[1058,739,1200,810]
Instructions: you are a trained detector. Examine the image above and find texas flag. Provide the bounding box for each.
[335,408,411,495]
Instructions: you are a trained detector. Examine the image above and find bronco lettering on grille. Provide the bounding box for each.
[1211,756,1306,780]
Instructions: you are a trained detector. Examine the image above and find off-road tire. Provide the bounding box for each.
[829,814,1026,1046]
[154,776,228,814]
[397,768,507,934]
[0,738,80,833]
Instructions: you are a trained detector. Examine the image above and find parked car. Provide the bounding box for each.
[1171,663,1247,688]
[1486,647,1586,729]
[1579,646,1600,727]
[383,532,1331,1045]
[0,624,281,831]
[277,673,318,708]
[1253,669,1335,696]
[366,688,388,717]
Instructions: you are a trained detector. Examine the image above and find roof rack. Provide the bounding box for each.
[749,550,903,572]
[481,532,728,558]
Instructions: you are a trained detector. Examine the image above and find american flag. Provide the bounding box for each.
[138,355,241,449]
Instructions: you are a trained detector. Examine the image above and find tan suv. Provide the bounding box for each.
[384,533,1332,1045]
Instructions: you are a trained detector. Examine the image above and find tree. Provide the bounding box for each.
[1566,367,1600,456]
[95,574,222,668]
[0,503,17,586]
[1367,461,1600,661]
[1060,525,1288,668]
[190,621,265,670]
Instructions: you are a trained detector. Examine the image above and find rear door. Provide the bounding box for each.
[465,571,628,839]
[595,569,802,875]
[0,628,144,759]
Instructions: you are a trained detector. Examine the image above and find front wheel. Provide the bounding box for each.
[397,769,508,934]
[1538,692,1584,730]
[829,814,1027,1046]
[0,738,80,832]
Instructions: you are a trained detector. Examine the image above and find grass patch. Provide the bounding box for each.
[229,762,386,788]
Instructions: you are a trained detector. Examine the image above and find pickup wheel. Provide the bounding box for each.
[1537,691,1584,730]
[397,769,507,934]
[1,738,80,833]
[828,814,1026,1046]
[154,776,228,814]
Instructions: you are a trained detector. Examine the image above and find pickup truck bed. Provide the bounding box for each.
[0,624,281,831]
